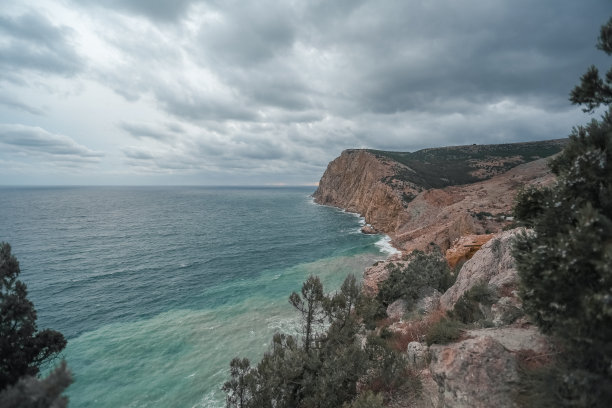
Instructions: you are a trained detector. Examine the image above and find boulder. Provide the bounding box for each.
[406,342,429,369]
[430,336,519,408]
[441,228,523,310]
[387,298,408,320]
[414,287,441,315]
[465,326,550,354]
[361,224,378,234]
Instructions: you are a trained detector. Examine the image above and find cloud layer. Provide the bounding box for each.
[0,0,610,184]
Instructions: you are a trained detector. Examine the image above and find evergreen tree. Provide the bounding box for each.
[513,17,612,407]
[570,17,612,112]
[0,242,67,391]
[223,274,411,407]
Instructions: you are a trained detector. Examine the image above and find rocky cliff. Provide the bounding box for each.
[314,141,563,255]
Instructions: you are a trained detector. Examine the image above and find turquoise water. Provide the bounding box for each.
[0,187,390,407]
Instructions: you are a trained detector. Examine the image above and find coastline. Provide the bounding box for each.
[310,195,404,296]
[310,195,402,257]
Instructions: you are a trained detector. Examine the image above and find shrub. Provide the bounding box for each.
[447,282,497,324]
[425,318,464,346]
[377,249,452,308]
[342,391,384,408]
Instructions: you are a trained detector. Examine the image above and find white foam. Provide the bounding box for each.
[375,235,401,256]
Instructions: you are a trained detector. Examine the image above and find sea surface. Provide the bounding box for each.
[0,186,394,407]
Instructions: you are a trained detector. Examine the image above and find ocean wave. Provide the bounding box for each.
[375,235,401,255]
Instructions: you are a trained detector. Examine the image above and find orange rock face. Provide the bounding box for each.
[445,234,495,269]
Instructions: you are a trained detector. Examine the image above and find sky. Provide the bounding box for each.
[0,0,610,186]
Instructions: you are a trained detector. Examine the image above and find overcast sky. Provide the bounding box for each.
[0,0,610,185]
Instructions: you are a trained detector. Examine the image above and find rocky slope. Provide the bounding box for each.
[395,229,552,408]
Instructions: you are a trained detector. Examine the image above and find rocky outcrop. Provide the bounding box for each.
[429,336,519,408]
[313,150,412,233]
[362,257,403,296]
[445,233,495,269]
[440,228,523,310]
[314,143,560,408]
[426,326,550,408]
[406,342,429,370]
[387,299,409,320]
[361,224,378,234]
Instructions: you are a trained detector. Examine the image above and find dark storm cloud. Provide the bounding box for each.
[0,11,84,78]
[3,0,610,184]
[302,0,612,116]
[0,124,103,161]
[198,1,297,66]
[153,84,260,122]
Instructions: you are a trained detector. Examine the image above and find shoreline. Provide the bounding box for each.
[310,196,404,296]
[309,195,403,257]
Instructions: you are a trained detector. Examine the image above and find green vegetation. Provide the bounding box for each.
[512,17,612,407]
[342,390,384,408]
[447,282,497,325]
[377,249,454,309]
[0,242,71,407]
[424,318,464,346]
[368,139,566,189]
[223,275,420,408]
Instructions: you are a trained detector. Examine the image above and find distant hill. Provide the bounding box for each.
[364,139,567,189]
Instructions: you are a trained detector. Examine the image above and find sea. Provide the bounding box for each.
[0,186,396,407]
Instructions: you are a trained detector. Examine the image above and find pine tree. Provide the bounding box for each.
[0,242,67,390]
[513,17,612,407]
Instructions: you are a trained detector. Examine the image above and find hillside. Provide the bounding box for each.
[313,139,565,256]
[366,139,566,189]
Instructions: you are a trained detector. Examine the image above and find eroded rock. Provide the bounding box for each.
[415,287,441,315]
[429,336,519,408]
[387,298,408,320]
[440,228,523,310]
[406,342,429,369]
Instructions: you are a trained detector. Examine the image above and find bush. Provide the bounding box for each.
[355,294,387,330]
[342,391,384,408]
[377,249,452,308]
[425,318,464,346]
[515,357,564,408]
[447,282,498,324]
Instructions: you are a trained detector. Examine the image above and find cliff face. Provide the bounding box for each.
[313,149,411,232]
[314,144,559,254]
